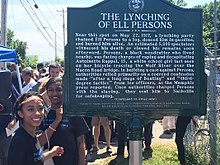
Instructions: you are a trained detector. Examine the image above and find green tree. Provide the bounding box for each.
[10,39,27,60]
[7,29,27,60]
[194,2,220,56]
[6,29,38,67]
[56,57,64,67]
[167,0,187,7]
[23,55,38,68]
[7,29,14,46]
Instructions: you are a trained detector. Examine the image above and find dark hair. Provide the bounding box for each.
[48,62,61,72]
[14,91,45,121]
[45,77,62,90]
[37,63,44,69]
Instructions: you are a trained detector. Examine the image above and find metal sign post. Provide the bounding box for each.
[129,141,142,165]
[128,118,144,165]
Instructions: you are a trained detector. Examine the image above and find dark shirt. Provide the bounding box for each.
[11,71,21,92]
[0,115,12,134]
[8,127,44,165]
[31,81,41,92]
[40,109,89,165]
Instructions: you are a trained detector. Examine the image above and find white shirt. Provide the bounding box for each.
[21,78,37,93]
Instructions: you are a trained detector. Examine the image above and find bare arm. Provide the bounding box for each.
[77,134,86,165]
[42,146,64,161]
[37,106,63,146]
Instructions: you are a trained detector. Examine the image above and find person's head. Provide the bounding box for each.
[21,67,33,83]
[37,63,44,71]
[48,62,61,78]
[14,91,45,127]
[45,77,62,106]
[39,68,48,77]
[10,63,16,72]
[32,69,40,80]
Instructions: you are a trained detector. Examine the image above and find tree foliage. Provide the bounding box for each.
[167,0,187,7]
[56,57,64,67]
[194,2,220,56]
[7,29,38,67]
[167,0,219,56]
[7,29,27,60]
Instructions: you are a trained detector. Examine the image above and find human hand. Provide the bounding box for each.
[50,146,64,157]
[55,106,63,123]
[7,118,16,130]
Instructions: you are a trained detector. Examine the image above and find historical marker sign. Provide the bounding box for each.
[63,0,207,121]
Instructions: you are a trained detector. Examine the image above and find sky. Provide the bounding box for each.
[5,0,215,62]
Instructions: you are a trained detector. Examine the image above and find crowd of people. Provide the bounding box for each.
[0,62,198,165]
